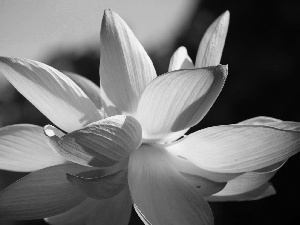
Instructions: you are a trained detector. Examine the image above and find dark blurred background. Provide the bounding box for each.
[1,0,300,224]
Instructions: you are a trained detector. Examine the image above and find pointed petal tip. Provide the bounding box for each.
[222,10,230,20]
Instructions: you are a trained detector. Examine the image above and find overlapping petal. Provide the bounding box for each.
[128,145,213,225]
[45,115,142,168]
[213,161,285,196]
[137,65,227,141]
[86,187,132,225]
[64,71,102,109]
[195,11,230,67]
[168,47,194,71]
[206,182,276,202]
[45,198,100,225]
[166,124,300,173]
[46,187,132,225]
[100,9,157,116]
[167,151,241,182]
[66,168,128,199]
[0,163,96,220]
[0,57,102,133]
[0,124,65,172]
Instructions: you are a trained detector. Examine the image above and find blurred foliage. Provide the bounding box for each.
[1,0,300,224]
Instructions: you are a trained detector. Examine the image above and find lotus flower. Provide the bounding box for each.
[1,9,300,225]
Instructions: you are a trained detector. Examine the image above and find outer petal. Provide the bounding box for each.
[86,187,132,225]
[45,198,99,225]
[213,161,285,196]
[137,65,227,141]
[66,168,128,199]
[167,151,241,182]
[128,145,213,225]
[0,124,65,172]
[195,11,230,67]
[100,10,157,116]
[0,57,102,133]
[46,187,132,225]
[238,116,282,125]
[0,163,96,220]
[45,115,142,168]
[64,71,102,110]
[239,116,300,131]
[165,124,300,173]
[168,47,194,71]
[206,182,276,202]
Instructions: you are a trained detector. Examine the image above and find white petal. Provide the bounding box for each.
[0,163,96,220]
[0,124,65,172]
[137,65,227,141]
[128,145,213,225]
[195,11,230,67]
[214,161,285,196]
[46,188,132,225]
[86,187,132,225]
[45,198,99,225]
[64,71,102,109]
[66,168,128,199]
[166,124,300,173]
[45,115,142,167]
[238,116,282,125]
[206,182,276,202]
[167,151,241,182]
[0,57,102,133]
[168,47,194,71]
[100,10,157,116]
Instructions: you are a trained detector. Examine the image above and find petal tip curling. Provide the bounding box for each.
[215,64,228,78]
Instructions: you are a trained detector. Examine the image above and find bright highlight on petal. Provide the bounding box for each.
[137,65,227,140]
[0,163,96,220]
[195,11,230,67]
[45,115,142,168]
[166,124,300,173]
[0,57,102,133]
[0,124,65,172]
[100,9,157,116]
[168,46,194,71]
[66,169,128,199]
[128,145,213,225]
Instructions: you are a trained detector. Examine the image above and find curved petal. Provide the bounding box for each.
[214,161,285,196]
[45,115,142,168]
[238,116,282,125]
[86,187,132,225]
[66,168,128,199]
[206,182,276,202]
[100,10,157,116]
[168,47,194,71]
[195,11,229,67]
[0,163,97,220]
[0,57,102,133]
[137,65,227,141]
[63,71,102,110]
[166,124,300,173]
[0,124,65,172]
[46,187,132,225]
[128,145,213,225]
[166,151,241,182]
[45,198,99,225]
